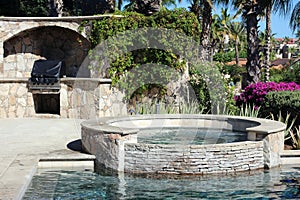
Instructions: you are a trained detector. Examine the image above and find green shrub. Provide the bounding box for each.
[213,52,234,63]
[269,68,285,83]
[281,62,300,84]
[270,61,300,84]
[189,62,229,114]
[260,90,300,126]
[219,64,246,84]
[239,50,247,58]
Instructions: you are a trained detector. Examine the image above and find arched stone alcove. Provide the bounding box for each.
[3,26,91,78]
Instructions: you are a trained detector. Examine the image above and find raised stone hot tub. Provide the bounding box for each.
[81,114,286,175]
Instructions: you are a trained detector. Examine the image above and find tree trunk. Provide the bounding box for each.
[245,3,261,86]
[264,4,271,82]
[200,0,213,61]
[118,0,123,10]
[235,38,239,66]
[49,0,63,17]
[190,0,201,20]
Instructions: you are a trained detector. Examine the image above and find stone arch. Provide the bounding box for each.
[3,25,91,77]
[2,21,84,42]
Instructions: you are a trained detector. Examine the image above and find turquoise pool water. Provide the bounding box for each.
[23,165,300,199]
[137,128,247,145]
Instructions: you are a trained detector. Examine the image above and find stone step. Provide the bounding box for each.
[280,150,300,157]
[280,150,300,165]
[38,149,95,169]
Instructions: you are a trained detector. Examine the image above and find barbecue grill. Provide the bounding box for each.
[29,60,64,93]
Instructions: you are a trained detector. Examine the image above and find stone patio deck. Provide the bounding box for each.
[0,118,94,200]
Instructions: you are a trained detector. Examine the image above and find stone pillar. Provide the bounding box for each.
[263,130,285,168]
[60,83,68,118]
[81,125,137,173]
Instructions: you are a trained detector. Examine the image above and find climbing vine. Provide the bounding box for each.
[81,9,201,100]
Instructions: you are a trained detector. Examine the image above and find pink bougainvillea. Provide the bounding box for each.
[234,82,300,108]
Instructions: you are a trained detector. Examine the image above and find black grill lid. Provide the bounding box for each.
[30,60,62,84]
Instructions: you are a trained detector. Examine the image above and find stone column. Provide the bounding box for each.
[263,130,285,168]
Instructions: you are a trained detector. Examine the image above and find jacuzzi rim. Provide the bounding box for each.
[81,114,286,174]
[81,114,286,136]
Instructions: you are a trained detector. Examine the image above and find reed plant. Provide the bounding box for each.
[271,112,300,149]
[134,101,204,115]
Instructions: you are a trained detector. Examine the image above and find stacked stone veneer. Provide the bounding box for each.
[0,78,127,118]
[81,115,286,175]
[124,141,264,175]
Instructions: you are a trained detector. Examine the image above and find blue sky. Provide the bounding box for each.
[171,0,298,38]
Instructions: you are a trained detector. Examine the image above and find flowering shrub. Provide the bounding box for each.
[234,82,300,108]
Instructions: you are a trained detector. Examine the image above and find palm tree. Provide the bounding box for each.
[227,21,246,66]
[232,0,262,85]
[261,0,292,81]
[259,31,277,60]
[200,0,214,61]
[210,8,242,54]
[189,0,202,20]
[189,0,229,61]
[263,2,272,81]
[290,1,300,32]
[210,14,225,61]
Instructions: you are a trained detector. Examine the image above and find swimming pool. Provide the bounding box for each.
[23,165,300,199]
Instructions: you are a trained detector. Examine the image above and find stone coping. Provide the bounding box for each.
[0,15,123,22]
[281,150,300,165]
[0,77,112,83]
[81,114,286,137]
[281,150,300,156]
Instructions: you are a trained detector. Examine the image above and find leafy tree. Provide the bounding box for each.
[20,0,50,16]
[0,0,49,16]
[86,9,201,95]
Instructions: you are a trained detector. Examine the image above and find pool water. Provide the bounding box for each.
[23,165,300,199]
[137,128,247,145]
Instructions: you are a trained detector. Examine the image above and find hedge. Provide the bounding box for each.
[260,90,300,126]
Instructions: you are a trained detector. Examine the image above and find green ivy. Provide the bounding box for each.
[83,9,201,100]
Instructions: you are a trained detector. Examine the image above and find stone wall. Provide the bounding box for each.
[0,78,127,118]
[124,141,264,175]
[0,80,35,118]
[61,78,127,118]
